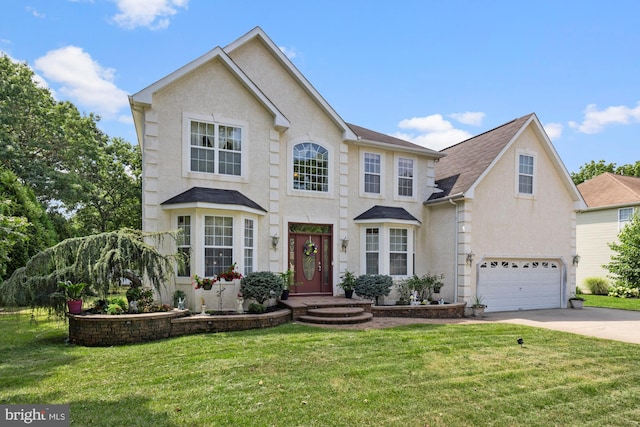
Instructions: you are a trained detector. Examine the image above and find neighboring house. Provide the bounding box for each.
[576,173,640,288]
[425,114,585,311]
[129,27,583,312]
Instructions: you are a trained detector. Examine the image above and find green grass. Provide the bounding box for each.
[2,310,640,426]
[583,294,640,311]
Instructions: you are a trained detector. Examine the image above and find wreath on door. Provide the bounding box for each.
[303,240,318,257]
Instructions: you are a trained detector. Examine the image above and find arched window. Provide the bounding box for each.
[293,142,328,192]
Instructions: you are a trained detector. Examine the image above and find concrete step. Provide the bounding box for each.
[298,311,373,325]
[307,307,365,317]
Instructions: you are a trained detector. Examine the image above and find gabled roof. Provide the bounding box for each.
[347,123,444,158]
[577,173,640,208]
[161,187,266,213]
[129,41,290,144]
[222,26,357,141]
[354,205,420,224]
[426,113,585,208]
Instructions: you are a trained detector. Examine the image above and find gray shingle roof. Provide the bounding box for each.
[347,123,444,157]
[354,205,420,222]
[161,187,267,211]
[429,114,534,201]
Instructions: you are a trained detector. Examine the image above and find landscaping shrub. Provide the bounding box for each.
[240,271,284,304]
[608,283,640,298]
[354,274,393,304]
[584,277,610,295]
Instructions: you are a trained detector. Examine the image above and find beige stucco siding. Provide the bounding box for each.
[423,203,457,302]
[576,208,618,287]
[468,127,575,295]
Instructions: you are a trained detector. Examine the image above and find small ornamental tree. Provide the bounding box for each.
[240,271,284,305]
[606,213,640,291]
[0,228,179,314]
[354,274,393,304]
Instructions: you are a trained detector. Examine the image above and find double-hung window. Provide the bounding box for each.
[177,215,191,277]
[619,207,634,230]
[364,153,381,194]
[365,228,380,274]
[389,228,408,275]
[190,120,242,176]
[397,157,414,197]
[243,218,255,275]
[204,216,233,276]
[518,154,534,195]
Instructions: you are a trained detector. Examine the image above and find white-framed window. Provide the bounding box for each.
[619,207,634,230]
[518,154,535,195]
[204,216,233,276]
[365,228,380,274]
[293,142,329,192]
[361,225,415,277]
[177,215,191,277]
[243,218,255,275]
[364,152,381,194]
[185,114,243,177]
[397,157,414,198]
[389,228,408,275]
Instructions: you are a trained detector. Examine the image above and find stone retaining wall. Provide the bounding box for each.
[372,302,466,318]
[68,309,291,347]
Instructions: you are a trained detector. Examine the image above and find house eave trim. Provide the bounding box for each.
[161,202,267,216]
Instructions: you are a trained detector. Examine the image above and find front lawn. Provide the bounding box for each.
[1,310,640,426]
[583,294,640,311]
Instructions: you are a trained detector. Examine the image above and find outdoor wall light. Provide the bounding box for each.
[466,251,475,266]
[573,254,581,266]
[341,237,349,252]
[271,234,279,251]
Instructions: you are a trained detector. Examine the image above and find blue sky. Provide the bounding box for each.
[2,0,639,173]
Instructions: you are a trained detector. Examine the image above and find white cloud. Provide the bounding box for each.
[449,111,485,126]
[396,113,472,151]
[543,122,563,140]
[112,0,189,30]
[34,46,128,118]
[568,103,640,134]
[279,46,297,59]
[26,7,45,18]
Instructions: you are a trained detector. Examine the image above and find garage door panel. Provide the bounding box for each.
[479,259,562,312]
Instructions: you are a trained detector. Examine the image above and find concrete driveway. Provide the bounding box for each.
[484,307,640,345]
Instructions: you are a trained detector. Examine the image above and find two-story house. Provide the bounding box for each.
[129,27,584,312]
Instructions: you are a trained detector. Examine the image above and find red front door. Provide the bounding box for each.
[288,224,332,295]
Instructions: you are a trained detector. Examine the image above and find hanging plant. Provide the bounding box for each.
[302,240,318,257]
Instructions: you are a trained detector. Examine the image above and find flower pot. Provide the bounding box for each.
[67,299,83,314]
[472,306,485,318]
[281,289,290,300]
[202,283,213,290]
[570,299,584,309]
[344,289,354,299]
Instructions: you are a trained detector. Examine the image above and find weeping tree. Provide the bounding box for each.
[0,228,180,311]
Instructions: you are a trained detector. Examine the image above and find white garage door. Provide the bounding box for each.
[478,259,562,312]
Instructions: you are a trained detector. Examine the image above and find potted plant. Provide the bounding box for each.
[471,296,487,318]
[58,281,87,314]
[192,274,217,290]
[338,270,356,298]
[218,263,243,282]
[569,295,585,309]
[280,266,294,300]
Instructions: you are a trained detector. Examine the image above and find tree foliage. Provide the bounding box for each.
[0,229,179,310]
[0,167,58,280]
[0,54,106,210]
[571,160,640,185]
[605,214,640,290]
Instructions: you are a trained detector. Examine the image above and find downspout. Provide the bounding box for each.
[449,199,459,303]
